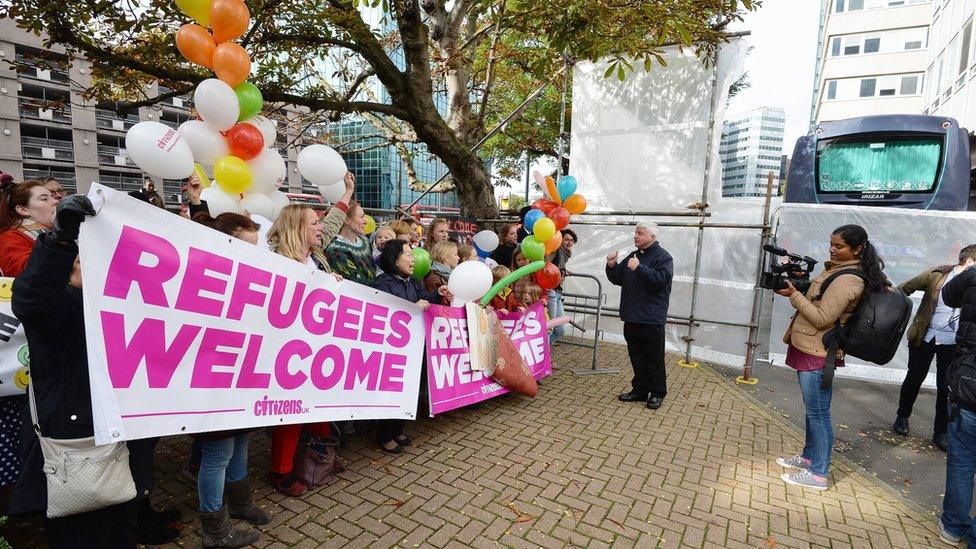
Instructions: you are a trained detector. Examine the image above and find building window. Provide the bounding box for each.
[835,0,845,12]
[826,80,837,100]
[831,37,842,56]
[859,78,877,97]
[960,21,973,75]
[844,36,861,55]
[864,37,881,53]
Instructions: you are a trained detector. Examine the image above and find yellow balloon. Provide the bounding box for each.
[533,217,556,242]
[364,214,377,235]
[214,155,252,194]
[193,163,212,188]
[175,0,211,26]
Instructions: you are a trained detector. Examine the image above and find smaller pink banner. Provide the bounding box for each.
[424,302,551,416]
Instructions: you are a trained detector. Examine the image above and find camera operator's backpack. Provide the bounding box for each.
[814,269,912,390]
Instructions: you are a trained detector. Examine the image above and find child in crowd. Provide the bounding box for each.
[425,241,459,293]
[520,281,548,314]
[372,226,396,272]
[372,240,451,453]
[388,219,413,242]
[489,266,512,311]
[458,244,478,263]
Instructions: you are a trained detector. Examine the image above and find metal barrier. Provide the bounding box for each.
[559,273,620,376]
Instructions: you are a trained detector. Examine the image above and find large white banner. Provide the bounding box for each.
[0,277,30,397]
[81,184,426,444]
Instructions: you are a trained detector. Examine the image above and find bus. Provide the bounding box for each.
[784,114,974,211]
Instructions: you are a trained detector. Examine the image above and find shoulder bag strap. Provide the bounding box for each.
[28,382,42,436]
[813,268,865,302]
[821,329,840,391]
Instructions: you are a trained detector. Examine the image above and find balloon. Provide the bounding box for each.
[213,155,252,193]
[474,243,490,258]
[234,82,263,122]
[556,175,578,200]
[522,208,545,232]
[200,186,240,216]
[520,236,545,262]
[267,189,291,220]
[210,0,250,43]
[479,260,545,306]
[247,148,286,194]
[238,192,274,219]
[563,193,587,214]
[533,262,561,290]
[213,42,250,87]
[178,119,229,165]
[472,229,499,253]
[226,122,264,161]
[364,215,376,235]
[246,115,277,146]
[193,163,212,188]
[532,217,556,242]
[448,260,493,305]
[175,0,210,26]
[544,230,562,255]
[412,247,431,280]
[531,198,558,216]
[124,121,195,179]
[544,175,561,203]
[548,206,570,231]
[317,182,345,203]
[297,144,347,186]
[176,24,216,68]
[547,316,572,329]
[194,78,239,132]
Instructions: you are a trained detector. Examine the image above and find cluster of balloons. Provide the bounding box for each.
[123,0,291,220]
[522,171,588,291]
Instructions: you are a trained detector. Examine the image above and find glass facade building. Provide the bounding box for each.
[719,107,787,198]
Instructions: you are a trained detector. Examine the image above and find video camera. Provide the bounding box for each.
[759,244,817,293]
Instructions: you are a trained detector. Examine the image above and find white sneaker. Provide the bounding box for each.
[776,454,811,469]
[938,520,962,545]
[781,470,828,490]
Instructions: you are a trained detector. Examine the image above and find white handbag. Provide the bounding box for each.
[29,382,137,518]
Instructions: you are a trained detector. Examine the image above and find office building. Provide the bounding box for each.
[811,0,932,123]
[923,0,976,132]
[719,107,787,198]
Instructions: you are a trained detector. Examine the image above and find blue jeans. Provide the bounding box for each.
[547,290,565,345]
[197,433,250,512]
[942,406,976,546]
[796,369,833,476]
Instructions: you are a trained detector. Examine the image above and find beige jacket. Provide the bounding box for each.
[783,259,865,357]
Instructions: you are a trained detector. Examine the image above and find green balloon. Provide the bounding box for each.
[234,82,264,122]
[520,236,545,262]
[480,260,545,306]
[412,247,431,280]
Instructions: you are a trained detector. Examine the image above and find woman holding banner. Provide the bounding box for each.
[373,240,451,453]
[266,204,345,497]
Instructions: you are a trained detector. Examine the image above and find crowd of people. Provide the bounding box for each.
[0,171,579,548]
[6,169,976,547]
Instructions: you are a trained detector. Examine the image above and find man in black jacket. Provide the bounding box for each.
[605,221,673,410]
[939,265,976,545]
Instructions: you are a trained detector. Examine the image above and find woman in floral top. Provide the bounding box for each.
[324,199,376,285]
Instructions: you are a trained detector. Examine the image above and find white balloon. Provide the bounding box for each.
[448,261,493,303]
[238,193,274,219]
[246,115,277,147]
[472,230,499,252]
[267,190,291,220]
[194,79,240,132]
[247,148,286,195]
[249,213,272,250]
[178,120,229,166]
[200,185,240,216]
[297,144,347,187]
[124,121,195,179]
[317,181,345,204]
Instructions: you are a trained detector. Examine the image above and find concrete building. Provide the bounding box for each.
[923,0,976,132]
[0,19,311,204]
[811,0,932,123]
[719,106,786,198]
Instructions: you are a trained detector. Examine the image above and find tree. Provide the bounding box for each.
[2,0,757,217]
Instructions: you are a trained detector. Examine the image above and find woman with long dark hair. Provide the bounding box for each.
[0,179,56,277]
[774,224,888,490]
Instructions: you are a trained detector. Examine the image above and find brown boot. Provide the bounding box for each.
[225,478,270,525]
[199,506,260,548]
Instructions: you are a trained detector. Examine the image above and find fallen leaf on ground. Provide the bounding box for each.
[384,499,405,507]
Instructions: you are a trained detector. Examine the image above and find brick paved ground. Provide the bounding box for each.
[4,340,943,547]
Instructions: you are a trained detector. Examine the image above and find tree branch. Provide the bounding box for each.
[476,0,505,128]
[343,68,376,102]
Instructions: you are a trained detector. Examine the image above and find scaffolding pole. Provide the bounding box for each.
[738,172,777,384]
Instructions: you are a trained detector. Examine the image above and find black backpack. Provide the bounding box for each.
[814,269,912,389]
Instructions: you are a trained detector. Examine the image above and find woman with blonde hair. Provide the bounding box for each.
[424,240,459,293]
[423,217,450,252]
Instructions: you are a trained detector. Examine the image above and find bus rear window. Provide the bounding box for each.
[816,136,942,193]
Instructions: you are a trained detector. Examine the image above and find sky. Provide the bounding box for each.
[727,0,822,149]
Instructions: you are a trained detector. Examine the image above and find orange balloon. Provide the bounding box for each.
[563,193,587,214]
[544,230,562,254]
[544,175,561,203]
[213,43,251,87]
[210,0,251,43]
[176,24,216,69]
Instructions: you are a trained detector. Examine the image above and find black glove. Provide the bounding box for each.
[51,195,96,242]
